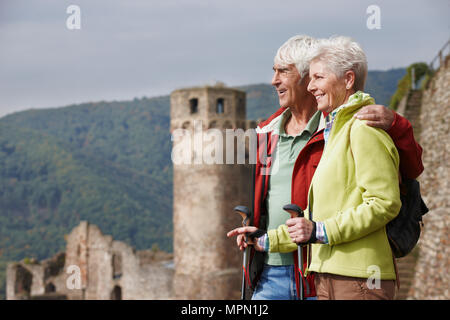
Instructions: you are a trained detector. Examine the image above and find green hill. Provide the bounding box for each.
[0,69,405,299]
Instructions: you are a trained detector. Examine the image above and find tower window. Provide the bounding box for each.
[189,98,198,114]
[45,282,56,293]
[111,285,122,300]
[182,121,190,129]
[112,253,123,279]
[223,121,232,129]
[216,98,224,114]
[14,265,33,298]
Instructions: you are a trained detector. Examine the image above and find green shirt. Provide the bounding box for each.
[265,109,321,265]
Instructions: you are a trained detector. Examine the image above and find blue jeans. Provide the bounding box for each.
[252,264,317,300]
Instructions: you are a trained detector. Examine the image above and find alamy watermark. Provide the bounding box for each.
[66,264,82,289]
[366,5,381,30]
[171,120,279,175]
[366,265,381,289]
[66,5,81,30]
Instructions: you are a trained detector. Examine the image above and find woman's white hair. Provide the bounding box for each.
[310,36,368,92]
[274,35,319,78]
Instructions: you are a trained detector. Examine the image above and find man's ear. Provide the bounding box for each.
[344,70,355,90]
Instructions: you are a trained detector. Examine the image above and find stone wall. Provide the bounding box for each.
[397,90,424,137]
[7,222,174,300]
[6,252,66,300]
[394,89,424,300]
[409,54,450,299]
[387,51,449,300]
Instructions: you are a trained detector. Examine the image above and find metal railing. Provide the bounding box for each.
[429,39,450,71]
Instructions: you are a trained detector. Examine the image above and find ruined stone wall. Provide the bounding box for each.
[136,251,174,300]
[6,252,66,300]
[409,55,450,299]
[7,222,174,300]
[68,223,174,300]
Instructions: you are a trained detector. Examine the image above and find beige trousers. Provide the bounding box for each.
[314,273,396,300]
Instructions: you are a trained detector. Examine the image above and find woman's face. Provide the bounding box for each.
[307,60,352,113]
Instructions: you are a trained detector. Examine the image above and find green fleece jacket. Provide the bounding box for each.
[268,92,401,280]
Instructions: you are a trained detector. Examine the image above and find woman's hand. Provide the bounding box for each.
[286,218,314,243]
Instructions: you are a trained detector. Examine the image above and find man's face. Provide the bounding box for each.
[271,64,305,109]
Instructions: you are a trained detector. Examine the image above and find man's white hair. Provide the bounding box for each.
[310,36,368,92]
[274,35,319,78]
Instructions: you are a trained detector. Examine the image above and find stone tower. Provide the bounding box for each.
[170,84,252,299]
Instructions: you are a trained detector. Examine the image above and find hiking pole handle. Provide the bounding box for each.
[283,203,306,300]
[283,203,304,219]
[234,205,251,300]
[234,205,251,229]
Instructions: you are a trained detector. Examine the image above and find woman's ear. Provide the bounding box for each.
[344,70,355,90]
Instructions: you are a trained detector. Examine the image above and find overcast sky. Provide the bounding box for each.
[0,0,448,118]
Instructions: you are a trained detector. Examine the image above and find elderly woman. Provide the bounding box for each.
[286,36,401,300]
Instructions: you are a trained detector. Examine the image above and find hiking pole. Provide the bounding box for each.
[283,203,309,300]
[234,205,251,300]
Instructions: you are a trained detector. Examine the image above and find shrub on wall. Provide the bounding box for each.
[389,62,432,110]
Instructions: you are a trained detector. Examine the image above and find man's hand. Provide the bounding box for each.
[286,218,314,243]
[354,104,394,131]
[227,226,265,252]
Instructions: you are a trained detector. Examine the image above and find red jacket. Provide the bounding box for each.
[248,107,423,298]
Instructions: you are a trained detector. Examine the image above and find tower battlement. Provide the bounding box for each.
[170,85,246,132]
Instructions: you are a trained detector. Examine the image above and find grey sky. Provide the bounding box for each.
[0,0,448,118]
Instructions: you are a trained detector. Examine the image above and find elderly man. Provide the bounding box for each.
[227,35,423,300]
